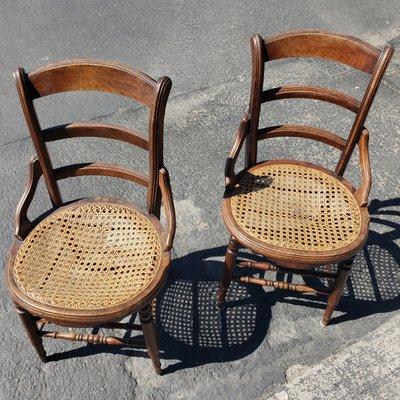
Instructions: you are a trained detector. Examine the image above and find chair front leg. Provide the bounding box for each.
[139,303,161,375]
[218,237,240,308]
[15,305,46,362]
[321,256,355,326]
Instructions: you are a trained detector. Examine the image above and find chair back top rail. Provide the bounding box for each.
[27,59,156,106]
[246,30,394,179]
[14,59,172,217]
[264,30,380,74]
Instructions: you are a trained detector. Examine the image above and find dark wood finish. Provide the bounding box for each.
[225,113,251,187]
[15,157,42,240]
[139,304,161,375]
[354,129,371,207]
[261,86,360,113]
[53,162,150,187]
[321,257,354,326]
[335,45,393,175]
[217,237,240,308]
[258,125,346,150]
[232,276,330,296]
[40,331,146,348]
[219,30,393,325]
[159,167,176,251]
[264,30,380,73]
[245,34,265,168]
[28,59,156,106]
[8,59,176,373]
[15,305,46,362]
[14,68,62,206]
[42,122,149,150]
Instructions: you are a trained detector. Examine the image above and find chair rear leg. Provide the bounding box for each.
[15,305,46,362]
[217,237,239,308]
[139,304,161,375]
[321,256,354,326]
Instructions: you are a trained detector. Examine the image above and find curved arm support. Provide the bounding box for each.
[354,128,371,207]
[159,167,176,251]
[15,157,43,240]
[225,113,251,188]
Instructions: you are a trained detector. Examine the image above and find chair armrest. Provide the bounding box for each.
[159,167,176,251]
[354,128,371,207]
[15,157,43,240]
[225,113,251,188]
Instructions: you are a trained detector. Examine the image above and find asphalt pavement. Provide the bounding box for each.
[0,1,399,399]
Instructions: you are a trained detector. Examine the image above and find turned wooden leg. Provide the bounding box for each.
[217,237,239,308]
[15,305,46,362]
[139,304,161,375]
[321,256,354,326]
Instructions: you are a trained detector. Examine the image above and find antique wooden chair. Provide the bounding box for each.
[218,31,393,325]
[6,60,176,374]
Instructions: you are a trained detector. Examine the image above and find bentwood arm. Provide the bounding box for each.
[225,113,251,188]
[159,167,176,251]
[354,128,372,207]
[15,157,43,240]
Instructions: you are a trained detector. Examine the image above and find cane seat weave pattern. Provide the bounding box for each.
[229,163,361,252]
[13,201,162,310]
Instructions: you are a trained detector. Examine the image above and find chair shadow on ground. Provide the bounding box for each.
[47,198,399,374]
[269,197,400,326]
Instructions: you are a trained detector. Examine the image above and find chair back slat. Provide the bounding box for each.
[14,60,171,217]
[42,123,149,150]
[53,163,149,187]
[261,86,360,113]
[258,125,346,150]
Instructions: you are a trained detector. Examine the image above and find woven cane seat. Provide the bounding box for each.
[223,161,365,260]
[11,200,164,311]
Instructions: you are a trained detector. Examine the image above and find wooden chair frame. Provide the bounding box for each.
[218,30,394,325]
[6,60,176,374]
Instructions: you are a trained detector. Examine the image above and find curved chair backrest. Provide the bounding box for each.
[246,30,393,176]
[14,60,172,217]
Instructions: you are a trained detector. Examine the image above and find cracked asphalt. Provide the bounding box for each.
[0,1,399,399]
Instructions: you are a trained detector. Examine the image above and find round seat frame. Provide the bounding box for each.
[7,197,171,327]
[222,160,369,268]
